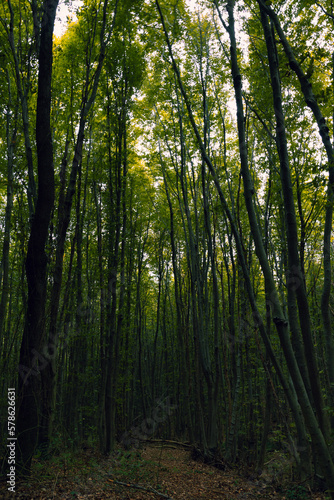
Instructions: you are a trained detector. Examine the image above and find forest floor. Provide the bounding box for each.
[0,443,329,500]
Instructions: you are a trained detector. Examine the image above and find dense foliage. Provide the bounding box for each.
[1,0,334,495]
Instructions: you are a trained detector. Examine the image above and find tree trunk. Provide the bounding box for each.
[40,0,118,454]
[7,0,37,218]
[258,0,334,406]
[156,0,334,492]
[16,0,58,476]
[0,76,16,341]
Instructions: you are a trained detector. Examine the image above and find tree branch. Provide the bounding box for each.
[108,478,174,499]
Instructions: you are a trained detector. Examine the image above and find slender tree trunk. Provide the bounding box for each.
[0,77,17,341]
[152,248,164,403]
[160,156,194,443]
[258,0,334,405]
[156,0,334,492]
[7,0,37,218]
[260,7,329,440]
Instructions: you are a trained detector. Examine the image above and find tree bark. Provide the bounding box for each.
[40,0,119,454]
[257,0,334,403]
[156,0,334,492]
[0,74,16,341]
[7,0,37,217]
[259,0,330,443]
[16,0,58,476]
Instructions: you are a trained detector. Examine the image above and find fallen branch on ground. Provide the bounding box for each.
[108,478,173,499]
[143,438,193,449]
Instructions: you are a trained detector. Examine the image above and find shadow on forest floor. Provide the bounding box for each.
[0,444,330,499]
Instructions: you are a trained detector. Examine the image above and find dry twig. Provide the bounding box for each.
[108,478,174,499]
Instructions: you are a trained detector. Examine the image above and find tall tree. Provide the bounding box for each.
[16,0,58,476]
[39,0,119,454]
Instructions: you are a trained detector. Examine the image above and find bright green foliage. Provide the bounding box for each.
[1,0,334,493]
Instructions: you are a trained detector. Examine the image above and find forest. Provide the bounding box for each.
[0,0,334,497]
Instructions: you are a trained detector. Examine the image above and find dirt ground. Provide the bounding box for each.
[0,443,329,499]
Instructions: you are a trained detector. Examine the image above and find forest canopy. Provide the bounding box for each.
[1,0,334,496]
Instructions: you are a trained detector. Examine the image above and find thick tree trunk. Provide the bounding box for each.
[16,0,58,476]
[40,0,118,454]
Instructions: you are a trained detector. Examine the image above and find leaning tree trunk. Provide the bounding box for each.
[16,0,58,476]
[156,0,334,494]
[259,0,333,457]
[257,0,334,409]
[7,0,37,218]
